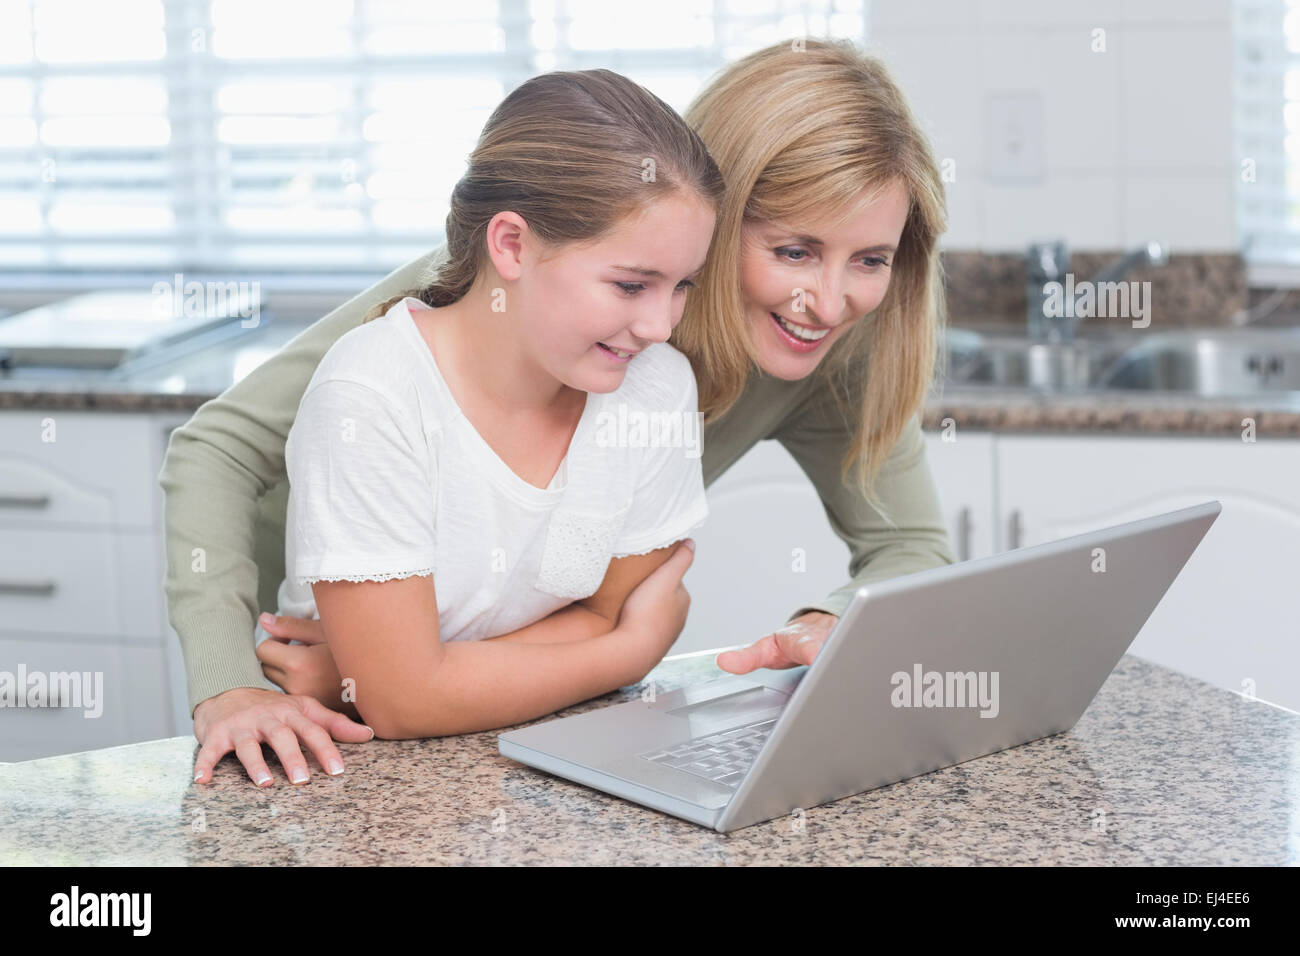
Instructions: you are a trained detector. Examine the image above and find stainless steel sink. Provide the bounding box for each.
[1097,328,1300,395]
[940,329,1128,391]
[939,326,1300,396]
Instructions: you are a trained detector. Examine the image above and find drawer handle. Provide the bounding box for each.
[0,579,57,595]
[1008,509,1024,550]
[0,493,51,509]
[956,506,972,562]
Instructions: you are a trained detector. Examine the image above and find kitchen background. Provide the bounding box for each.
[1,0,1297,762]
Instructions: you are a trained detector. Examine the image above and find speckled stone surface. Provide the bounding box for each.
[2,314,1300,435]
[923,386,1300,437]
[942,251,1250,327]
[1,651,1295,865]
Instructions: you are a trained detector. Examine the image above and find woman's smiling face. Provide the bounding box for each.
[738,180,911,380]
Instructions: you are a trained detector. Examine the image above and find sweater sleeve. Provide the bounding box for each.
[771,380,955,623]
[158,246,447,716]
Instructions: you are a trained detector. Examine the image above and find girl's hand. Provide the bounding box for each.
[256,612,352,714]
[259,610,325,644]
[614,538,696,681]
[715,610,838,674]
[192,687,373,787]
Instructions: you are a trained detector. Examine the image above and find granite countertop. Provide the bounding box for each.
[922,385,1300,436]
[2,316,1300,435]
[1,650,1295,865]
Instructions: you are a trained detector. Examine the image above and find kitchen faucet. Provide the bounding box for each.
[1025,240,1168,342]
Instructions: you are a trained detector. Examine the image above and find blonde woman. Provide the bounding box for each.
[162,39,954,787]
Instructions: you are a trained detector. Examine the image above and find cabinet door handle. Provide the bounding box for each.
[0,579,57,595]
[1008,509,1023,550]
[0,493,51,510]
[956,506,972,561]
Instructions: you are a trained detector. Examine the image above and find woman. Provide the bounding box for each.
[161,38,954,786]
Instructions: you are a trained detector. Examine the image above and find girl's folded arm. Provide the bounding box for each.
[311,572,644,738]
[485,544,677,645]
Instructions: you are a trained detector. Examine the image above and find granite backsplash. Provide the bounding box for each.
[938,251,1294,329]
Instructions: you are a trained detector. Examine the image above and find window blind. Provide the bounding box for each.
[0,0,867,279]
[1235,0,1300,268]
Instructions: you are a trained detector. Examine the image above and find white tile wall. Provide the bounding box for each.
[866,0,1236,251]
[1121,174,1236,249]
[982,176,1123,250]
[1118,26,1235,171]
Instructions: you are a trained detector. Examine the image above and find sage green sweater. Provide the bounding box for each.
[159,246,955,715]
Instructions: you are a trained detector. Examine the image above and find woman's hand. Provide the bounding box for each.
[192,686,373,787]
[256,612,354,715]
[715,610,838,674]
[612,538,696,682]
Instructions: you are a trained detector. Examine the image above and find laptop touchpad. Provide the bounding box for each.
[667,686,789,723]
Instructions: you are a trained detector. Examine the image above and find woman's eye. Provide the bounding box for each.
[861,256,890,269]
[615,281,644,295]
[776,247,809,262]
[674,279,694,293]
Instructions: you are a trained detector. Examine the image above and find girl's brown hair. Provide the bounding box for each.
[363,69,725,321]
[673,38,949,519]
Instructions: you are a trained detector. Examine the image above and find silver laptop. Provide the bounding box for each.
[498,500,1220,833]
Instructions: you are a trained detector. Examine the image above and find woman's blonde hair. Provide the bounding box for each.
[363,69,725,322]
[673,38,949,518]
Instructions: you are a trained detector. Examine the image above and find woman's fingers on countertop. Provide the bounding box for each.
[191,690,374,787]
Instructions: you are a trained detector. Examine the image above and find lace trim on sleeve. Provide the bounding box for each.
[296,567,433,585]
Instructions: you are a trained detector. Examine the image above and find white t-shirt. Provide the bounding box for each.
[274,296,709,643]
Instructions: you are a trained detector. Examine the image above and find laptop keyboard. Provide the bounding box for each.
[637,717,779,788]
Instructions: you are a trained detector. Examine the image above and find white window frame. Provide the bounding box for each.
[0,0,869,315]
[1236,0,1300,286]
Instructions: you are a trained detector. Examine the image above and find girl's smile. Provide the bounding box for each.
[595,341,640,361]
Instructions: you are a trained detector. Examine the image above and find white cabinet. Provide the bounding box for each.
[995,435,1300,712]
[0,527,163,637]
[924,427,996,561]
[674,428,993,657]
[0,631,170,761]
[0,413,160,528]
[0,409,191,761]
[672,440,851,656]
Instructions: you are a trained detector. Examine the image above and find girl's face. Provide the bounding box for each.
[738,180,911,381]
[512,190,716,395]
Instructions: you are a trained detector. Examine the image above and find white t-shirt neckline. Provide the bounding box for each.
[389,295,601,508]
[278,302,709,635]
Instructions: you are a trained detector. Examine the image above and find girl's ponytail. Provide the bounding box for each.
[362,69,724,324]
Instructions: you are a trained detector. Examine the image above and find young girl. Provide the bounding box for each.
[271,69,723,742]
